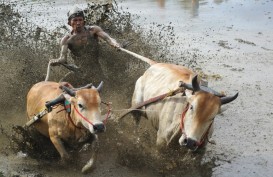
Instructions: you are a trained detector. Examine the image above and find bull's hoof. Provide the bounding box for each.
[81,158,95,174]
[58,154,71,166]
[78,133,92,143]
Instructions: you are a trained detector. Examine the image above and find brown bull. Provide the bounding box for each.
[26,81,105,173]
[118,52,238,151]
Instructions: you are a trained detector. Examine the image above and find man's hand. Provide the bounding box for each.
[49,58,66,66]
[111,41,121,51]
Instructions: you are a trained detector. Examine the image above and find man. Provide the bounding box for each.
[45,6,120,110]
[50,6,120,79]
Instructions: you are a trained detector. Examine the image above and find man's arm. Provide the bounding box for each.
[89,25,120,48]
[50,35,69,66]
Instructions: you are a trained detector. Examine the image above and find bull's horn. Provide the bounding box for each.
[96,81,104,92]
[179,76,225,97]
[192,75,200,91]
[200,86,225,97]
[60,85,76,96]
[220,92,239,105]
[73,83,93,91]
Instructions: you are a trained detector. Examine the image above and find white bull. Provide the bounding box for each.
[26,81,105,173]
[119,53,238,151]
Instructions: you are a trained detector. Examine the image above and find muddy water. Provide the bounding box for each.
[1,0,273,177]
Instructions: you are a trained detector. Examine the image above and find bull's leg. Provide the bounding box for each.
[156,130,166,148]
[166,127,181,147]
[165,120,181,147]
[81,134,98,174]
[49,133,69,160]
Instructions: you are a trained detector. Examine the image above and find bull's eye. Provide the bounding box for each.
[190,105,193,110]
[78,103,84,109]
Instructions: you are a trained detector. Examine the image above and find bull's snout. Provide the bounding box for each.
[183,138,198,151]
[93,123,105,133]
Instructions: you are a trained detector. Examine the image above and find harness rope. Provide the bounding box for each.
[117,87,214,148]
[180,103,214,147]
[119,87,185,119]
[56,101,112,129]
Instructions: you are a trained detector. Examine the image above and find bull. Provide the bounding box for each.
[118,48,238,151]
[26,81,106,173]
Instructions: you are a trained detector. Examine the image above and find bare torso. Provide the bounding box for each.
[66,26,99,63]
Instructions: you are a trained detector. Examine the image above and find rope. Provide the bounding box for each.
[109,108,187,117]
[102,102,112,124]
[118,87,185,119]
[74,106,94,126]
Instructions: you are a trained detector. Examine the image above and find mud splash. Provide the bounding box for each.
[0,1,213,177]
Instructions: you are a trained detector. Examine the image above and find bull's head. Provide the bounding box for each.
[61,81,106,134]
[178,75,238,151]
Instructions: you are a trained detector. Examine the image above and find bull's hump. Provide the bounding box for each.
[149,63,193,83]
[33,81,60,89]
[29,81,63,100]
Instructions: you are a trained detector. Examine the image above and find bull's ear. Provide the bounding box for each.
[185,89,193,98]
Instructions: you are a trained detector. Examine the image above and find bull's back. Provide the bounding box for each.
[27,81,62,136]
[141,63,194,98]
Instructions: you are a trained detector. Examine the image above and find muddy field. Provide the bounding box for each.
[0,0,273,177]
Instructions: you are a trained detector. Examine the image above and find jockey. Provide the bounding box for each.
[46,6,119,111]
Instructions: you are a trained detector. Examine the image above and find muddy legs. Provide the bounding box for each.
[81,135,99,173]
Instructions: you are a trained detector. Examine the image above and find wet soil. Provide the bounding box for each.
[1,0,273,177]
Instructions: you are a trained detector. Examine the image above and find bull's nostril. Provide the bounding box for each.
[93,124,105,133]
[183,138,187,145]
[185,138,198,151]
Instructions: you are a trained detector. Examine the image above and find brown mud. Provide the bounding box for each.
[0,0,273,177]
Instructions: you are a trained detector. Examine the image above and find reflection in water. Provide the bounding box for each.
[155,0,200,18]
[213,0,227,5]
[155,0,228,18]
[157,0,165,8]
[191,0,199,17]
[179,0,200,18]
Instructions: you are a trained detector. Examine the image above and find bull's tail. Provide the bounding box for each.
[119,48,157,65]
